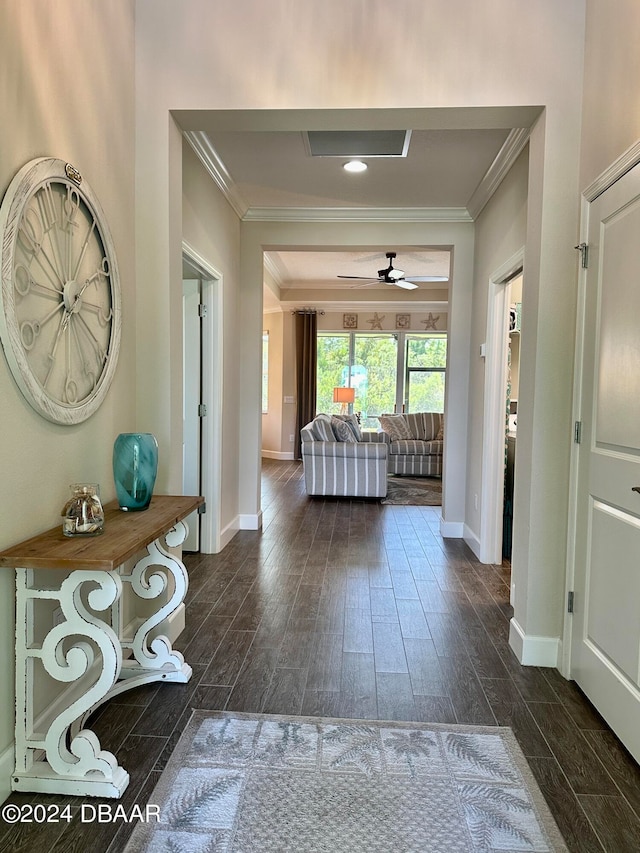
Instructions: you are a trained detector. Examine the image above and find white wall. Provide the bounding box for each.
[261,310,286,457]
[182,140,241,540]
[0,0,136,799]
[262,262,298,460]
[465,150,528,542]
[581,0,640,188]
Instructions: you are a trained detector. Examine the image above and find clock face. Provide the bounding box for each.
[0,158,121,424]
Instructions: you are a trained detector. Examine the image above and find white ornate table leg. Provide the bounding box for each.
[13,567,129,798]
[118,521,191,683]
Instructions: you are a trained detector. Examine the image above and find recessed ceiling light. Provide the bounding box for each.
[343,160,367,173]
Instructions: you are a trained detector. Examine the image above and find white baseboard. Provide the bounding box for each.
[463,525,481,560]
[0,741,13,803]
[201,518,240,553]
[219,520,238,551]
[509,618,560,667]
[261,450,295,460]
[239,512,263,531]
[440,520,464,538]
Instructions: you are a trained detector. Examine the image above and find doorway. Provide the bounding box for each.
[182,274,202,551]
[479,250,524,567]
[182,243,224,554]
[503,273,522,562]
[568,157,640,763]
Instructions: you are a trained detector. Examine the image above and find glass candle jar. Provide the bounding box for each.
[61,483,104,536]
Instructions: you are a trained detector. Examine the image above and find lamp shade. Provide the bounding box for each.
[333,386,355,404]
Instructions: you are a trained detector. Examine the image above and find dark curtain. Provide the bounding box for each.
[294,311,317,459]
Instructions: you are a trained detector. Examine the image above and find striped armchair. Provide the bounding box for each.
[300,414,388,498]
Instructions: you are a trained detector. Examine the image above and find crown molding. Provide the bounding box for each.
[466,128,531,220]
[243,206,471,223]
[263,253,283,286]
[186,128,530,225]
[184,130,249,219]
[185,129,470,223]
[583,138,640,202]
[279,299,448,313]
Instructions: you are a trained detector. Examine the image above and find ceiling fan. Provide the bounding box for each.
[338,252,449,290]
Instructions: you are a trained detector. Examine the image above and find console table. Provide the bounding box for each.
[0,494,203,798]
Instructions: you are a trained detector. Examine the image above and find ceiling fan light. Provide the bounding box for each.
[343,160,367,173]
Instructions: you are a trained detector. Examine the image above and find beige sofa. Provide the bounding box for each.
[378,412,444,477]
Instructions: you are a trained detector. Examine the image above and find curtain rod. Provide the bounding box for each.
[291,308,325,315]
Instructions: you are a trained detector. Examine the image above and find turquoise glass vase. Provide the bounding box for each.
[113,433,158,511]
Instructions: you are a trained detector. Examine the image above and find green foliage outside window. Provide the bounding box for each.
[405,335,447,413]
[316,334,350,413]
[353,335,397,427]
[406,335,447,369]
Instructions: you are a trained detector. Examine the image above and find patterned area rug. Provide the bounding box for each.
[125,711,568,853]
[382,475,442,505]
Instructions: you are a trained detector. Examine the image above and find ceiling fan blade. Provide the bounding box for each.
[386,268,405,281]
[393,279,419,290]
[349,281,379,289]
[403,275,449,282]
[337,275,381,281]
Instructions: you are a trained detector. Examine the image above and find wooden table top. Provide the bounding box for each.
[0,495,204,571]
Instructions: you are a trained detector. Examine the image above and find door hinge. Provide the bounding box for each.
[575,242,589,268]
[574,421,582,444]
[198,303,207,318]
[198,403,207,417]
[567,591,574,614]
[197,502,206,515]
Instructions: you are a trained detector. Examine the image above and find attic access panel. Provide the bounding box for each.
[304,130,411,158]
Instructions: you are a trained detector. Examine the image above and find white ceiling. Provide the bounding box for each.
[205,128,510,210]
[265,248,452,289]
[180,108,537,302]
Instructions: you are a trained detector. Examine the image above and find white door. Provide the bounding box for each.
[571,161,640,762]
[182,278,201,551]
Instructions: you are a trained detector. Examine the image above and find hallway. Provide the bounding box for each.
[2,459,640,852]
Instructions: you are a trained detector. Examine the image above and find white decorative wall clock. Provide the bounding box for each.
[0,158,121,424]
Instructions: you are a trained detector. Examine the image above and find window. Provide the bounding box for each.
[262,331,269,413]
[317,331,446,428]
[352,334,398,428]
[404,334,447,413]
[316,333,350,415]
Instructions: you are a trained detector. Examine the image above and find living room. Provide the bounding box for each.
[262,294,449,447]
[1,2,640,848]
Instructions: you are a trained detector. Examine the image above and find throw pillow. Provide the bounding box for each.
[404,412,426,440]
[333,413,362,441]
[436,421,444,441]
[378,414,412,442]
[313,413,335,442]
[422,412,442,441]
[331,416,357,442]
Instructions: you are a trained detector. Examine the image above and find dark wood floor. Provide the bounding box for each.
[2,458,640,852]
